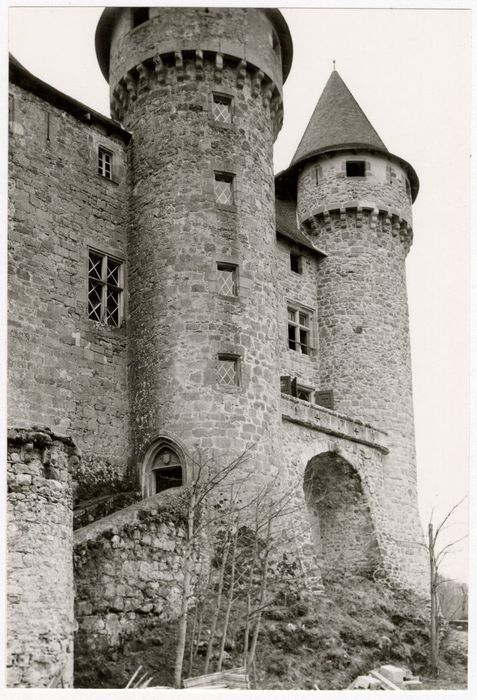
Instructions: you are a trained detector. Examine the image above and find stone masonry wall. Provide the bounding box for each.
[74,490,190,687]
[7,428,77,687]
[8,82,130,491]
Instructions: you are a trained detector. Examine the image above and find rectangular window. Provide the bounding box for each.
[214,172,234,206]
[212,94,232,123]
[346,160,366,177]
[290,253,302,274]
[315,389,334,410]
[217,354,240,386]
[288,305,312,355]
[98,147,113,179]
[88,250,124,327]
[217,262,238,296]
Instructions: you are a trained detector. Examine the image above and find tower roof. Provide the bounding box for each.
[291,69,387,168]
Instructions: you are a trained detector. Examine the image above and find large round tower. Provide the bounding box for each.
[95,7,292,491]
[277,69,428,587]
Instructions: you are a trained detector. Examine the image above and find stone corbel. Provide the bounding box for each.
[339,207,346,228]
[195,50,204,80]
[236,59,247,89]
[370,207,379,230]
[175,51,184,81]
[214,52,223,83]
[136,62,150,93]
[262,82,273,108]
[152,54,166,85]
[124,72,137,102]
[251,69,264,98]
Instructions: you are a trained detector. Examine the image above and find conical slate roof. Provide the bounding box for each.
[291,70,387,168]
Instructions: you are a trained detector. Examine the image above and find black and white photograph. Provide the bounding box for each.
[4,1,471,694]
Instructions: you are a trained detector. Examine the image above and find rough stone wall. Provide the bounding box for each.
[74,491,190,686]
[105,8,285,492]
[294,149,428,591]
[7,428,76,687]
[276,237,320,393]
[8,83,130,488]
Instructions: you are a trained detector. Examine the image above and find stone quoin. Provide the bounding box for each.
[8,6,429,688]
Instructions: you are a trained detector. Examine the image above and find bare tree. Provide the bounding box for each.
[427,495,468,677]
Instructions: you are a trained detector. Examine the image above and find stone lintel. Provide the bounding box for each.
[281,396,388,453]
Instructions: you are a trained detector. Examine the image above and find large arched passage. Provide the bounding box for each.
[303,451,380,578]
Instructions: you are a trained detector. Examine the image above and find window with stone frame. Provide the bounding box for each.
[88,250,124,327]
[287,305,313,355]
[214,172,235,206]
[217,262,238,296]
[346,160,366,177]
[217,354,240,386]
[98,146,113,179]
[290,252,302,274]
[212,93,233,124]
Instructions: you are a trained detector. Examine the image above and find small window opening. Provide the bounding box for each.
[346,160,366,177]
[217,263,238,296]
[290,253,302,274]
[315,389,334,410]
[98,147,113,179]
[212,94,233,123]
[296,386,312,402]
[288,306,312,355]
[132,8,149,28]
[405,178,411,198]
[218,354,240,386]
[214,172,235,206]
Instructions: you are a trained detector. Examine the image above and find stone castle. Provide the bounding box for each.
[7,6,428,688]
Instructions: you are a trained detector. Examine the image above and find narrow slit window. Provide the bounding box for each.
[288,306,312,355]
[214,172,235,206]
[88,250,124,327]
[98,147,113,179]
[217,263,238,296]
[346,160,366,177]
[212,94,233,123]
[290,253,302,274]
[217,355,240,386]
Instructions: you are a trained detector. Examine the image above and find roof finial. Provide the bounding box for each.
[333,59,336,71]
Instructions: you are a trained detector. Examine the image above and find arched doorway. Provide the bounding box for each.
[303,451,380,579]
[141,438,186,497]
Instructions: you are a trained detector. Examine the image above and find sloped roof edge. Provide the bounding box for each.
[9,54,130,142]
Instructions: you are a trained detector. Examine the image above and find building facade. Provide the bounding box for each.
[8,6,429,687]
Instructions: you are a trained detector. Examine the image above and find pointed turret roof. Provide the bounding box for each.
[291,69,387,168]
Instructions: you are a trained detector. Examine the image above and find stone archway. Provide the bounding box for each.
[303,451,381,578]
[140,437,187,498]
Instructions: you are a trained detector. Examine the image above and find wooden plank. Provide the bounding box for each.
[369,669,400,690]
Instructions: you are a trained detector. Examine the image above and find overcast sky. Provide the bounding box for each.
[6,2,472,582]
